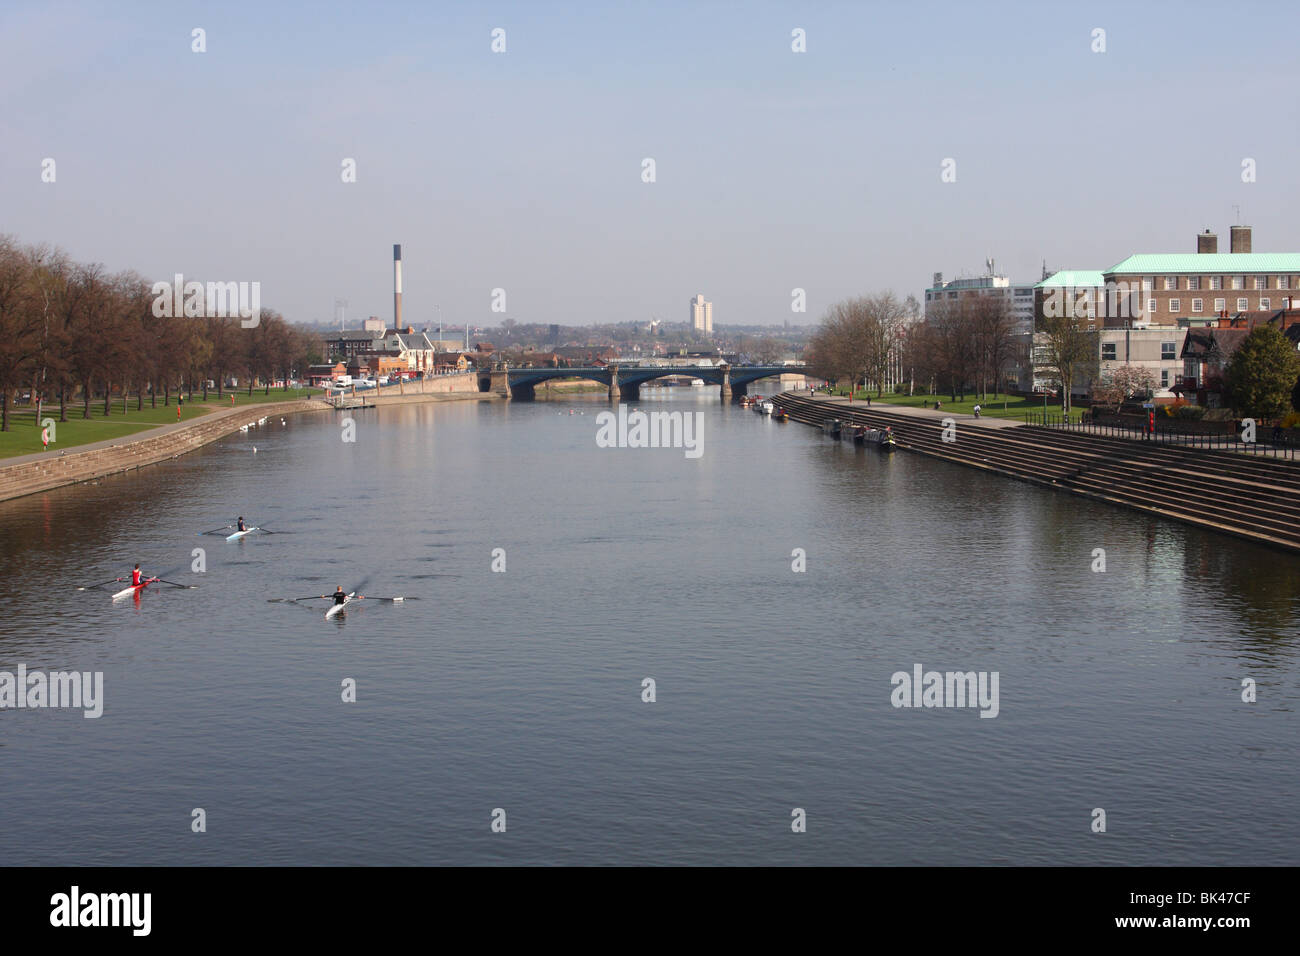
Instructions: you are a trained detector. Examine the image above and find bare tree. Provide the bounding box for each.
[1036,304,1097,417]
[0,237,41,431]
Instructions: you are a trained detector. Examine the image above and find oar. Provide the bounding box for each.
[256,528,295,535]
[356,596,416,602]
[77,577,124,591]
[268,596,329,603]
[155,579,198,589]
[198,525,233,535]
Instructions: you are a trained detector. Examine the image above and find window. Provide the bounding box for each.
[1187,276,1201,290]
[1162,342,1176,360]
[1191,298,1203,313]
[1232,276,1245,289]
[1164,276,1177,290]
[1161,370,1169,387]
[1169,299,1181,313]
[1254,276,1267,290]
[1147,299,1157,317]
[1237,297,1249,311]
[1260,298,1270,310]
[1101,343,1117,360]
[1214,297,1225,313]
[1211,276,1223,290]
[1279,276,1290,289]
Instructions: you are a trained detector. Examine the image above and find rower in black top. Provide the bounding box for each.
[237,516,247,533]
[327,586,347,606]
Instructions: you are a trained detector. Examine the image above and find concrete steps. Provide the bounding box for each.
[778,394,1300,553]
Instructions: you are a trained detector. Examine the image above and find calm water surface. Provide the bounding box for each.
[1,391,1297,865]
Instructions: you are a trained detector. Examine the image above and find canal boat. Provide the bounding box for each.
[878,429,897,451]
[821,418,842,437]
[759,401,774,415]
[773,407,788,421]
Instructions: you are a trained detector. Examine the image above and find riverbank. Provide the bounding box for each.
[778,392,1300,555]
[0,382,497,503]
[0,388,323,460]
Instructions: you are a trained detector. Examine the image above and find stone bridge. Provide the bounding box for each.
[480,365,808,401]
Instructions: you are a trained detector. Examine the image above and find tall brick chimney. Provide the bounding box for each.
[1230,225,1252,253]
[1197,229,1217,253]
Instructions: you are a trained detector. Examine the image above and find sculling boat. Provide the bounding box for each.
[112,578,157,600]
[226,527,258,541]
[325,593,356,619]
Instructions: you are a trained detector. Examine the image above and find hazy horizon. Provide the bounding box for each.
[3,0,1295,328]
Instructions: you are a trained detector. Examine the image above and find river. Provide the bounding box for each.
[1,389,1296,865]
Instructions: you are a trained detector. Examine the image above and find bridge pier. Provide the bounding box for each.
[489,367,511,400]
[608,365,621,401]
[719,363,732,401]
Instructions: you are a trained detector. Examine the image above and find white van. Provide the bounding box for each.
[335,375,353,387]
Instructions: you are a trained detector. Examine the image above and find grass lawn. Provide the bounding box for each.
[825,388,1089,424]
[0,388,321,460]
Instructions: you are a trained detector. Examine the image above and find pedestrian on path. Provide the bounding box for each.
[973,404,981,419]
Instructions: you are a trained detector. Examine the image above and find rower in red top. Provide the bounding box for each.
[131,564,144,587]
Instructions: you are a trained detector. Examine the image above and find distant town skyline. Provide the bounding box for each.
[2,0,1295,327]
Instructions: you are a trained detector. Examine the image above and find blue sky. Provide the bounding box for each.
[2,0,1297,328]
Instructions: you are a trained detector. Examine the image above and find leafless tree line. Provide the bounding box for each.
[805,292,911,395]
[808,293,1023,400]
[0,236,321,431]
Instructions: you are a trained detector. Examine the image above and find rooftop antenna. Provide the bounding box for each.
[335,298,348,332]
[1233,204,1241,224]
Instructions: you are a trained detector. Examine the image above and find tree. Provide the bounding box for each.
[1035,304,1097,416]
[929,299,978,401]
[755,337,784,365]
[1111,364,1157,399]
[968,296,1017,399]
[1225,326,1300,419]
[0,236,41,431]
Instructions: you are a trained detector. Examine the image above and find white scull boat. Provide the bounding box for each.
[226,527,258,541]
[325,592,356,619]
[112,578,156,601]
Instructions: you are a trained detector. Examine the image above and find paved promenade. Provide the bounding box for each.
[796,393,1024,429]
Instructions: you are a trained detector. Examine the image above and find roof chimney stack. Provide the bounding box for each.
[1230,225,1252,254]
[1197,229,1217,254]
